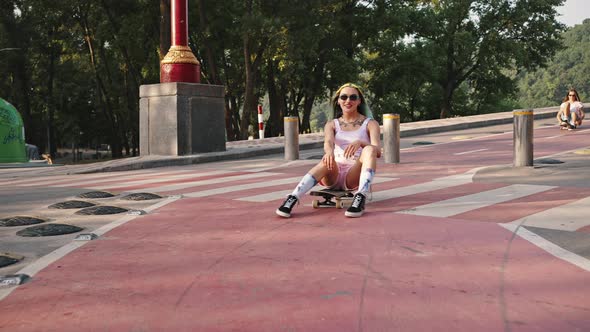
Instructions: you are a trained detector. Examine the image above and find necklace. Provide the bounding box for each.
[339,116,364,128]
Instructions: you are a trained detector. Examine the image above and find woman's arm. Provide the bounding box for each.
[323,120,336,170]
[343,119,382,158]
[367,119,382,158]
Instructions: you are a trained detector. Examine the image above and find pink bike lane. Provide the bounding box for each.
[0,196,589,331]
[1,125,589,331]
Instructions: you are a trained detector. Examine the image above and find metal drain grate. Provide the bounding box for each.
[122,193,162,201]
[75,206,129,215]
[413,141,435,145]
[0,216,46,227]
[536,158,564,164]
[48,200,96,209]
[78,191,115,199]
[16,224,83,237]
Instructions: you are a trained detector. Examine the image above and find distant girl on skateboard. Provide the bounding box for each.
[557,88,584,130]
[276,83,381,218]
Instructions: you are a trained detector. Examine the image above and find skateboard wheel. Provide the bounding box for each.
[337,200,345,209]
[312,200,319,208]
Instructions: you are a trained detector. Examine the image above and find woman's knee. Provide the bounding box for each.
[310,164,328,178]
[360,145,378,159]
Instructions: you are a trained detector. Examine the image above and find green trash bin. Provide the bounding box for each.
[0,98,27,163]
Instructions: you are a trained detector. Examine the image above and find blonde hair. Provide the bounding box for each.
[332,83,373,119]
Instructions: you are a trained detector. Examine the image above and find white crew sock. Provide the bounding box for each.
[290,173,318,198]
[356,168,375,196]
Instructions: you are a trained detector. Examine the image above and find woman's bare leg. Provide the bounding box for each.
[345,145,378,193]
[289,161,339,198]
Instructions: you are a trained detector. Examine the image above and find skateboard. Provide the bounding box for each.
[560,122,576,130]
[309,189,354,209]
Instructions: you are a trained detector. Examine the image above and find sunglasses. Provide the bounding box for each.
[339,94,359,101]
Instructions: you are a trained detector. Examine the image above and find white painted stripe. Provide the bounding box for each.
[7,171,130,187]
[399,184,555,218]
[454,148,488,156]
[183,176,302,198]
[240,167,486,203]
[16,168,186,187]
[91,170,236,190]
[500,223,590,272]
[127,172,280,193]
[544,134,564,139]
[50,169,199,188]
[370,173,476,203]
[0,195,181,301]
[237,176,398,202]
[508,196,590,231]
[256,159,317,172]
[401,132,510,152]
[240,190,294,202]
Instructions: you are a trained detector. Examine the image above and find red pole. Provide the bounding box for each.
[258,105,264,139]
[160,0,200,83]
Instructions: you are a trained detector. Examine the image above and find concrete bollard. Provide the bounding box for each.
[513,109,533,167]
[284,116,299,160]
[383,113,400,163]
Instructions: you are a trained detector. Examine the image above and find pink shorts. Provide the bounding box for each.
[319,162,358,191]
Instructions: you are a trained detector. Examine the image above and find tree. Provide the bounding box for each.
[411,0,565,118]
[518,19,590,108]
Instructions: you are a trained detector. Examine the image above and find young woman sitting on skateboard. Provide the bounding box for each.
[557,88,585,130]
[276,83,381,218]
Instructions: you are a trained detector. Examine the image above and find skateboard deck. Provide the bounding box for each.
[309,189,354,209]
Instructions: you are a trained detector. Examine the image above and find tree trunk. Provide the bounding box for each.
[229,95,241,141]
[266,59,284,137]
[241,65,256,139]
[440,80,455,119]
[80,12,122,157]
[15,56,34,144]
[46,30,57,157]
[301,53,326,133]
[159,0,171,61]
[240,34,268,140]
[196,0,221,85]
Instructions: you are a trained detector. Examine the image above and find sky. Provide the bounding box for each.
[557,0,590,26]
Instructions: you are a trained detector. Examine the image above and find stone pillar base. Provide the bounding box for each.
[139,82,225,156]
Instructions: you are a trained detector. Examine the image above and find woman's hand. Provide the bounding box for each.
[322,151,336,170]
[344,140,363,159]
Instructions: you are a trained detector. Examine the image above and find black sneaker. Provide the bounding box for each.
[345,193,366,218]
[567,123,576,131]
[276,195,298,218]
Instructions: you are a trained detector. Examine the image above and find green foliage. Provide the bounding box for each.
[0,0,572,158]
[518,19,590,108]
[363,0,565,121]
[0,0,159,156]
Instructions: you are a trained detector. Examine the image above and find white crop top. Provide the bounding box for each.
[333,118,371,164]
